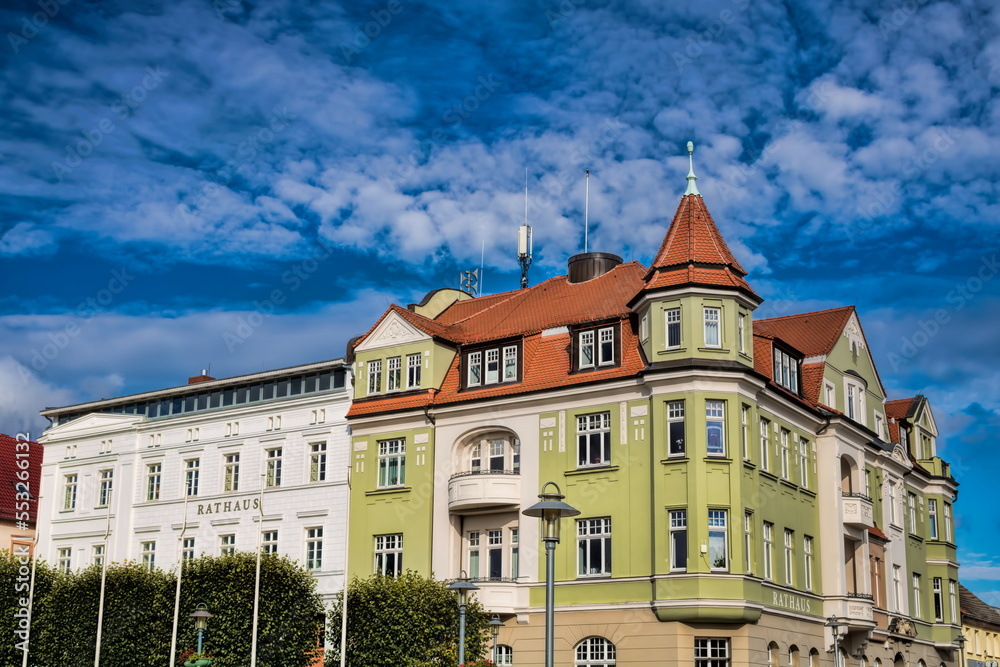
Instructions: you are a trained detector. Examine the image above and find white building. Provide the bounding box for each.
[35,359,351,603]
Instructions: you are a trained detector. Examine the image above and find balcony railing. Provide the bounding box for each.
[842,493,875,529]
[450,469,520,480]
[448,471,521,512]
[847,592,875,601]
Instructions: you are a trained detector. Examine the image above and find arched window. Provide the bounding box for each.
[768,642,780,667]
[809,648,820,667]
[494,644,513,666]
[894,653,906,667]
[917,660,927,667]
[576,637,616,667]
[860,656,869,667]
[789,645,801,667]
[874,658,882,667]
[464,433,520,475]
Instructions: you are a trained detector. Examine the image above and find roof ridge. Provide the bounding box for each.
[756,305,855,324]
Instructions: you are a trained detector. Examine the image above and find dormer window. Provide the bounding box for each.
[574,324,620,371]
[772,347,799,394]
[465,343,519,389]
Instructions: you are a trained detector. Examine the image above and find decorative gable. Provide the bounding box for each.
[39,413,143,440]
[355,310,432,353]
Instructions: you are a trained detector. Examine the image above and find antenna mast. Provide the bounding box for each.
[518,169,533,289]
[584,169,590,253]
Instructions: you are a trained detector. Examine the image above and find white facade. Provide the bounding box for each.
[35,360,351,602]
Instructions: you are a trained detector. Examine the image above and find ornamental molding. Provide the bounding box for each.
[355,311,432,352]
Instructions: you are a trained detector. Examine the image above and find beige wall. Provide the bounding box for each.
[0,518,34,554]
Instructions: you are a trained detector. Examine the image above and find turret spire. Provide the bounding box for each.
[684,141,700,196]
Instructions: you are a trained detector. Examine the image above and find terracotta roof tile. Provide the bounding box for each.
[800,362,826,405]
[960,584,1000,628]
[885,398,916,421]
[436,291,518,325]
[0,433,42,523]
[754,306,855,358]
[868,526,890,541]
[347,391,434,417]
[648,194,747,274]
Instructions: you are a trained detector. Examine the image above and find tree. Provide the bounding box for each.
[325,571,490,667]
[0,549,57,667]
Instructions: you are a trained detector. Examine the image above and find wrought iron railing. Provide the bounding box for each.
[450,469,520,480]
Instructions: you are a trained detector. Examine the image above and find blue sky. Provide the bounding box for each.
[1,0,998,602]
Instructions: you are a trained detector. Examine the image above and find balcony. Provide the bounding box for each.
[448,471,521,512]
[827,595,876,625]
[842,493,874,529]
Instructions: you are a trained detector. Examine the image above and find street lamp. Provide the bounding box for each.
[489,614,503,661]
[954,634,967,667]
[191,603,213,654]
[447,570,479,667]
[522,482,580,667]
[826,615,845,667]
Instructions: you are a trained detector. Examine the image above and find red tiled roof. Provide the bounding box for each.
[648,194,747,275]
[435,291,517,325]
[0,433,42,524]
[347,391,434,417]
[800,362,826,405]
[885,398,916,421]
[754,306,855,358]
[960,584,1000,629]
[868,526,890,541]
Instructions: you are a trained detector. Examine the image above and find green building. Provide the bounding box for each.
[343,154,959,667]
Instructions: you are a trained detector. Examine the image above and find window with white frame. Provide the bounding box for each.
[933,577,943,622]
[578,326,616,369]
[576,637,615,667]
[949,580,957,622]
[97,469,113,507]
[266,447,283,487]
[386,356,401,391]
[577,413,611,467]
[875,413,885,440]
[306,527,323,570]
[577,518,611,576]
[799,440,809,488]
[263,530,278,554]
[598,327,615,365]
[779,429,790,480]
[744,513,753,574]
[944,503,953,542]
[494,645,513,666]
[485,529,504,580]
[224,453,240,492]
[706,401,725,456]
[220,534,236,555]
[845,380,865,423]
[368,359,382,395]
[466,344,519,387]
[824,382,836,409]
[893,565,903,612]
[913,573,922,618]
[928,499,938,540]
[467,350,482,386]
[773,347,799,393]
[406,353,422,389]
[704,307,721,347]
[908,492,918,534]
[695,638,730,667]
[759,419,770,471]
[666,307,682,348]
[93,544,105,567]
[708,510,728,571]
[63,474,78,510]
[378,439,405,487]
[375,533,403,576]
[310,442,327,482]
[888,482,898,525]
[141,541,156,570]
[763,521,774,581]
[182,538,195,561]
[804,535,814,591]
[146,463,161,501]
[468,531,480,579]
[669,510,687,571]
[740,405,750,461]
[510,528,519,579]
[640,313,649,342]
[668,401,685,456]
[57,547,71,573]
[185,458,200,497]
[783,529,794,586]
[738,313,746,354]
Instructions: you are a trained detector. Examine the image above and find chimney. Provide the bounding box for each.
[567,252,622,284]
[188,370,215,385]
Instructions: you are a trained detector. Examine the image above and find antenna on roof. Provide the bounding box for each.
[479,236,485,295]
[685,141,700,196]
[460,268,479,296]
[584,169,590,253]
[518,168,533,289]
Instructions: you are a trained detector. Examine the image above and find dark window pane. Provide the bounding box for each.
[209,391,222,408]
[276,380,288,398]
[197,393,208,410]
[333,370,345,389]
[319,372,332,391]
[289,377,302,395]
[236,386,248,403]
[172,398,183,414]
[248,384,261,401]
[489,549,503,580]
[669,421,685,455]
[262,382,275,400]
[304,375,317,393]
[223,389,235,406]
[185,396,196,412]
[159,399,171,416]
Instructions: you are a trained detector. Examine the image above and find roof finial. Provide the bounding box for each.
[684,140,700,196]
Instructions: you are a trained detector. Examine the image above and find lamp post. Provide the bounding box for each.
[447,571,479,667]
[489,614,503,662]
[190,603,213,657]
[522,482,580,667]
[826,615,845,667]
[954,634,967,667]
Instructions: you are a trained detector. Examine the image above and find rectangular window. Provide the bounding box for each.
[669,510,687,572]
[738,313,746,354]
[763,522,773,581]
[224,453,240,492]
[666,307,682,348]
[893,565,902,612]
[759,419,770,471]
[640,313,649,342]
[889,483,898,525]
[488,529,503,580]
[367,359,382,394]
[668,401,685,456]
[489,439,505,472]
[912,573,922,618]
[908,492,917,534]
[577,412,611,467]
[783,529,794,586]
[933,577,943,622]
[695,638,730,667]
[804,536,814,591]
[220,534,236,556]
[944,503,953,542]
[468,531,480,579]
[141,541,156,570]
[185,459,200,497]
[261,530,278,554]
[486,348,500,384]
[510,528,519,579]
[875,414,885,440]
[266,448,282,487]
[577,517,611,576]
[63,474,78,510]
[741,405,750,461]
[773,348,799,393]
[949,580,957,623]
[406,353,422,388]
[598,327,615,365]
[58,547,71,573]
[146,464,161,501]
[705,401,726,456]
[503,345,518,380]
[386,356,401,391]
[93,544,105,567]
[468,351,482,386]
[743,513,753,574]
[708,510,728,571]
[780,429,790,480]
[310,442,327,482]
[704,307,721,347]
[98,469,113,507]
[799,440,809,488]
[378,439,406,487]
[374,534,403,576]
[928,499,938,540]
[579,330,595,368]
[306,527,323,570]
[824,382,836,409]
[182,538,195,561]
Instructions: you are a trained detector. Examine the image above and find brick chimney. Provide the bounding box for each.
[188,370,215,385]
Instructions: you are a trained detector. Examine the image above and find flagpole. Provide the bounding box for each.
[169,490,191,665]
[250,473,266,667]
[94,469,114,666]
[340,465,351,667]
[21,499,40,667]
